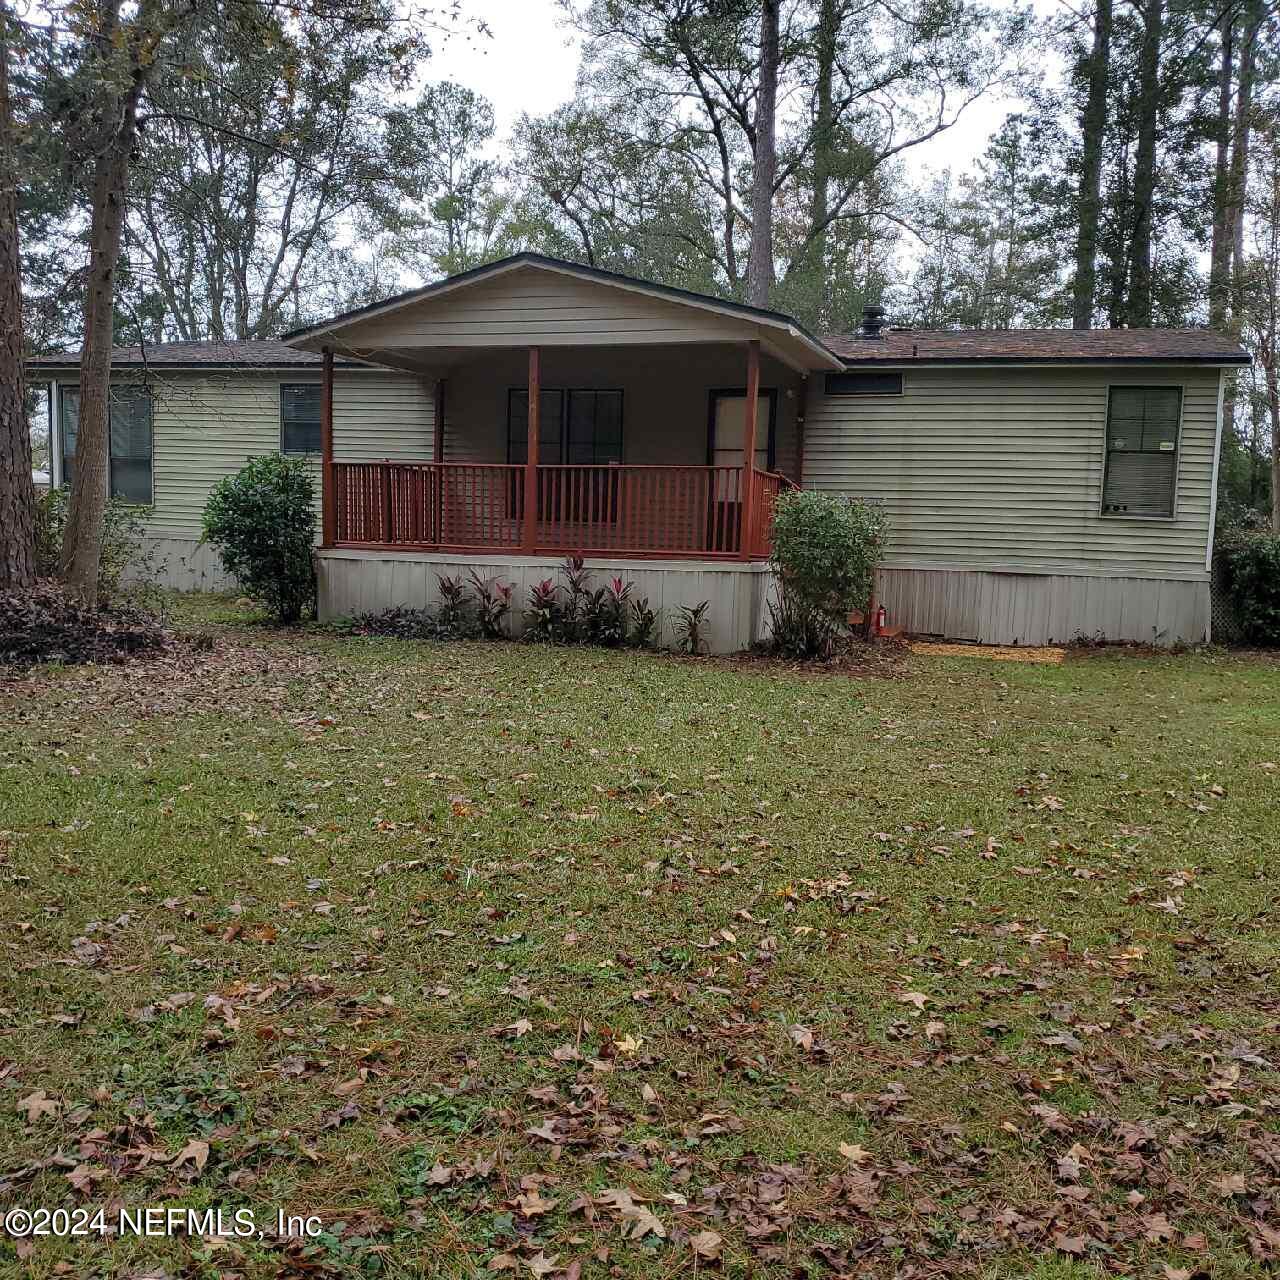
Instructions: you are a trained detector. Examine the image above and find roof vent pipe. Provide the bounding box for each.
[860,304,886,339]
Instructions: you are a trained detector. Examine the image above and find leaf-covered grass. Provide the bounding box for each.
[1,600,1278,1279]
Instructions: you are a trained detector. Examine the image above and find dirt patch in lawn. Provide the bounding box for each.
[910,640,1066,664]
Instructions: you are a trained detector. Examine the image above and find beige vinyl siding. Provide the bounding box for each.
[336,266,763,349]
[804,365,1221,579]
[438,345,801,477]
[74,368,433,539]
[333,373,433,460]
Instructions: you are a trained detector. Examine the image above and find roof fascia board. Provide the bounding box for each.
[832,355,1251,369]
[26,360,377,374]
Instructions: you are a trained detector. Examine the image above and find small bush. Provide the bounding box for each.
[524,577,562,642]
[34,488,153,603]
[350,559,668,651]
[559,556,592,642]
[628,596,657,648]
[348,604,452,640]
[673,601,711,654]
[1217,531,1280,645]
[201,454,316,623]
[467,570,513,639]
[769,490,887,658]
[0,580,169,669]
[436,574,470,633]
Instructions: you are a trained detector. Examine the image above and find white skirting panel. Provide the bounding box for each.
[316,549,776,655]
[128,536,237,592]
[874,568,1210,647]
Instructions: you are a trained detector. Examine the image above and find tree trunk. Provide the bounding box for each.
[805,0,838,322]
[1127,0,1163,328]
[59,1,153,601]
[0,0,34,591]
[1208,10,1234,329]
[1226,0,1260,320]
[1072,0,1111,330]
[1219,0,1262,480]
[1267,352,1280,533]
[747,0,779,309]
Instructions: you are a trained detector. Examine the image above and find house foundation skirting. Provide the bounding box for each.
[316,548,777,654]
[875,567,1211,647]
[130,535,236,592]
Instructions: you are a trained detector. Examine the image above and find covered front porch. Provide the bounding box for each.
[284,254,843,647]
[318,339,797,561]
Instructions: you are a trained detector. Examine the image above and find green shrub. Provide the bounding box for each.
[769,489,887,658]
[1217,530,1280,646]
[201,454,317,623]
[34,487,155,604]
[673,601,711,654]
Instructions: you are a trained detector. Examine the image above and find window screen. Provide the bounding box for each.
[1102,386,1181,518]
[59,385,153,504]
[108,387,153,504]
[825,371,903,396]
[281,384,323,455]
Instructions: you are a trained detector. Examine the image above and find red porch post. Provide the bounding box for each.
[522,346,540,553]
[739,339,760,560]
[433,378,446,545]
[321,346,335,547]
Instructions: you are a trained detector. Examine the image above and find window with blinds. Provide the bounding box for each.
[59,385,153,504]
[1102,386,1181,518]
[281,384,323,455]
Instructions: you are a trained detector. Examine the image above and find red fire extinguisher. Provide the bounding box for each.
[874,604,887,635]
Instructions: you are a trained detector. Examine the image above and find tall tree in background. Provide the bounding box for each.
[57,0,181,600]
[125,9,462,341]
[0,0,34,589]
[1240,112,1279,528]
[1127,0,1165,326]
[909,114,1064,327]
[1071,0,1111,327]
[534,0,1029,327]
[747,0,779,307]
[1209,5,1239,329]
[385,81,514,278]
[26,0,458,597]
[803,0,840,320]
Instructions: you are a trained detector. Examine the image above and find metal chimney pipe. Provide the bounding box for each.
[861,304,886,339]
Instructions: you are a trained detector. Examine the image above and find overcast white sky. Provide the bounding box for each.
[438,0,1062,181]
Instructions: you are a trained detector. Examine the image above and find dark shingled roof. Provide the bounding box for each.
[28,338,368,369]
[823,327,1249,366]
[29,317,1249,372]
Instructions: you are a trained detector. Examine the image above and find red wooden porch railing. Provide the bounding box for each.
[331,461,790,559]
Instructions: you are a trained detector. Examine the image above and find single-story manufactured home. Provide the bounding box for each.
[29,253,1249,651]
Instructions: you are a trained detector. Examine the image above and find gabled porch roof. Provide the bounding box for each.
[282,253,843,376]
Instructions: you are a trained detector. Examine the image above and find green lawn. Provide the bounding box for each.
[1,602,1278,1279]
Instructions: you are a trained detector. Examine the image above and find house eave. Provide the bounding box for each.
[282,253,844,373]
[832,354,1253,369]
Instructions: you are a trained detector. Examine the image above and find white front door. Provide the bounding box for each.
[711,392,772,473]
